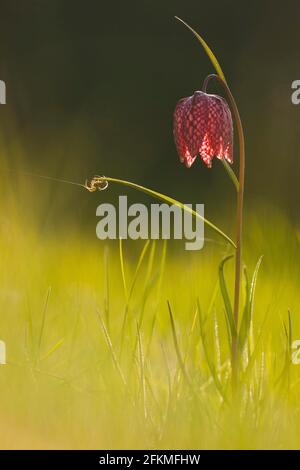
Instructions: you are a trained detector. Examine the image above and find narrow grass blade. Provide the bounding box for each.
[160,342,172,402]
[136,240,158,327]
[128,239,150,302]
[145,240,156,284]
[159,342,173,440]
[138,273,158,328]
[175,16,226,82]
[197,300,227,402]
[239,256,263,351]
[167,301,192,388]
[136,322,147,418]
[40,338,64,361]
[218,255,236,341]
[183,308,198,366]
[158,240,167,296]
[25,298,34,361]
[238,266,250,351]
[221,159,239,192]
[119,238,128,301]
[243,311,268,380]
[213,311,221,370]
[96,309,127,387]
[145,313,157,360]
[139,240,167,330]
[275,311,293,388]
[36,286,51,364]
[104,245,110,330]
[288,309,293,353]
[121,240,151,359]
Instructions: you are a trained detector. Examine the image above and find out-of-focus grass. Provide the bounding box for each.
[0,172,300,450]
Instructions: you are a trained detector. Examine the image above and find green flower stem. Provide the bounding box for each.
[203,74,245,388]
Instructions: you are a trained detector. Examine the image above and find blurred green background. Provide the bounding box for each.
[0,0,299,233]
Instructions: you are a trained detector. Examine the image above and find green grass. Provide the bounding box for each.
[0,192,299,449]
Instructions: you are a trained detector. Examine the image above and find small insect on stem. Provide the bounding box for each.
[84,175,109,192]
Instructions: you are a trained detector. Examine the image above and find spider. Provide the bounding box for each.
[84,175,108,192]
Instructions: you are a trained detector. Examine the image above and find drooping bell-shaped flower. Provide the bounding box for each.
[173,90,233,168]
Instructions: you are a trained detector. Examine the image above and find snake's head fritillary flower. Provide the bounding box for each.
[173,90,233,168]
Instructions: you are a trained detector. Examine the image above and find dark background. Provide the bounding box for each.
[0,0,299,234]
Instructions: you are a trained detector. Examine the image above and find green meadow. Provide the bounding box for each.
[0,170,299,449]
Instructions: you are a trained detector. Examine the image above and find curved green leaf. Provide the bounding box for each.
[175,16,226,82]
[219,255,236,342]
[238,267,250,351]
[221,160,239,191]
[239,256,263,351]
[91,176,236,248]
[197,299,228,401]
